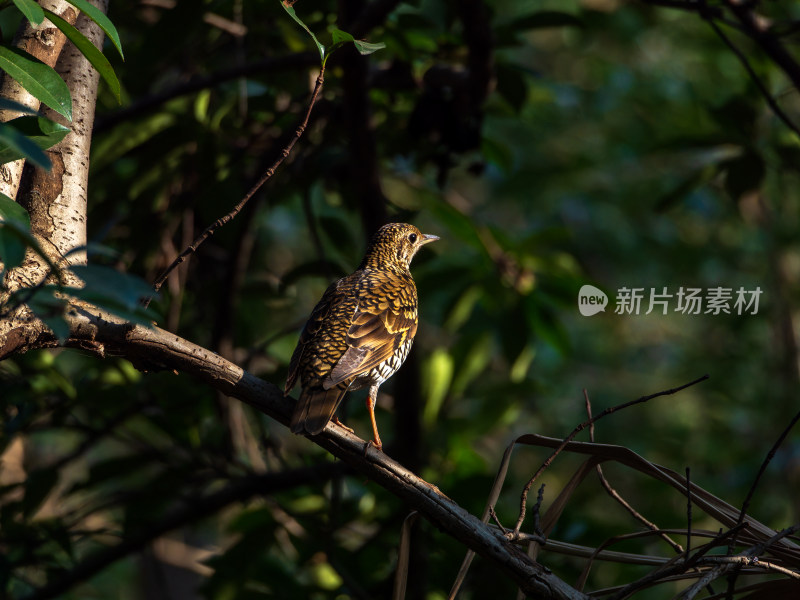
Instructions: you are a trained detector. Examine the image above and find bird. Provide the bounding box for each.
[285,223,439,450]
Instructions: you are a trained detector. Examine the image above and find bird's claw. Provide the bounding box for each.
[363,439,383,455]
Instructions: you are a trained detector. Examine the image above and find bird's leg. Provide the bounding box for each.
[332,416,354,434]
[366,392,383,450]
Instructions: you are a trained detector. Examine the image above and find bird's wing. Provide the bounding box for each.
[325,283,417,388]
[285,280,343,395]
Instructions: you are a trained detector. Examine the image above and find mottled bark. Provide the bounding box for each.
[0,0,77,201]
[0,0,106,361]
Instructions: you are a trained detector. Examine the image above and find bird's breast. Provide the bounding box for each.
[351,337,415,390]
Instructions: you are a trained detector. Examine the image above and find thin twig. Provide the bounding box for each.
[686,467,692,562]
[488,506,507,533]
[733,408,800,542]
[585,390,684,554]
[702,5,800,140]
[145,67,327,306]
[724,408,800,597]
[689,524,800,599]
[533,484,545,537]
[685,524,749,569]
[512,375,709,537]
[609,524,748,600]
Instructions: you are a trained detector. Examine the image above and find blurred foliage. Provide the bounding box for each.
[2,0,800,598]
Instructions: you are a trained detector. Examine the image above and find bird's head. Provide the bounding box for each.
[363,223,439,270]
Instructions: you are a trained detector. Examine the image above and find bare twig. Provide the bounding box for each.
[721,0,800,93]
[734,408,800,539]
[639,0,800,139]
[585,390,684,555]
[725,408,800,595]
[512,375,709,537]
[702,10,800,140]
[146,67,327,306]
[687,524,800,599]
[533,484,545,537]
[488,505,507,533]
[686,467,692,562]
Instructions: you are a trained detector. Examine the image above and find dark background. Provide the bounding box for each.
[2,0,799,598]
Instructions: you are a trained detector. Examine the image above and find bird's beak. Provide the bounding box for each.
[421,234,439,245]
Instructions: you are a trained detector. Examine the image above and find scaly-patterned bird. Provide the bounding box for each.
[285,223,439,450]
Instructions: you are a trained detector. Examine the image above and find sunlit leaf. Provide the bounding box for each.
[352,39,386,55]
[65,0,124,60]
[422,347,453,426]
[45,9,121,103]
[328,28,385,59]
[281,2,324,62]
[0,46,72,121]
[12,0,44,25]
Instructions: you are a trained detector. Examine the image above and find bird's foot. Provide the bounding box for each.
[332,416,354,434]
[363,438,383,455]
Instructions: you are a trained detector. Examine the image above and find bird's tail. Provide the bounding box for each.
[290,386,347,435]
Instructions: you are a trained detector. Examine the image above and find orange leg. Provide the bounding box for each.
[366,394,383,450]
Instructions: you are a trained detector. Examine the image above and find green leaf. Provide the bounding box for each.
[0,116,70,165]
[44,9,121,103]
[422,347,454,426]
[0,192,29,227]
[64,0,124,60]
[26,287,70,341]
[0,222,29,273]
[0,192,31,273]
[328,28,386,60]
[0,46,72,121]
[12,0,44,25]
[281,2,324,62]
[0,98,40,115]
[69,264,153,312]
[65,265,157,326]
[352,39,386,55]
[0,121,51,169]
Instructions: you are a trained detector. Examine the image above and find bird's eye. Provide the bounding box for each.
[408,233,418,243]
